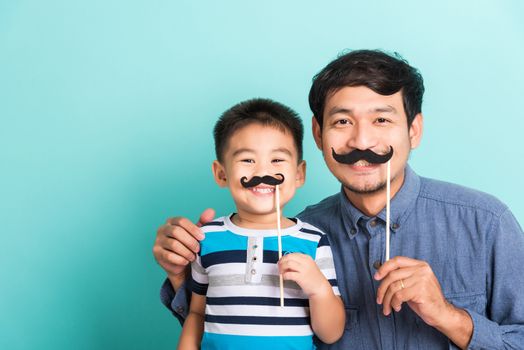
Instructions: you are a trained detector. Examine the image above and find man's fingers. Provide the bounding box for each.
[197,208,215,227]
[167,225,201,254]
[376,267,417,304]
[174,217,205,241]
[381,279,413,315]
[375,256,425,280]
[165,239,197,262]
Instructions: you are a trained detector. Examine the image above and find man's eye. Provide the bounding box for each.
[335,119,350,125]
[376,117,389,124]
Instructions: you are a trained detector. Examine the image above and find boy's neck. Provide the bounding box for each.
[231,211,295,230]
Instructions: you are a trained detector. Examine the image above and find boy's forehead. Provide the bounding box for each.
[223,123,298,157]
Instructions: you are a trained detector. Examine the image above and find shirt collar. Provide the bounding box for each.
[339,165,421,239]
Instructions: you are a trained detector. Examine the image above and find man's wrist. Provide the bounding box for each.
[168,266,190,292]
[434,302,473,349]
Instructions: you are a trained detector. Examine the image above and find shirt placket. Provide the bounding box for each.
[365,217,397,350]
[245,236,264,283]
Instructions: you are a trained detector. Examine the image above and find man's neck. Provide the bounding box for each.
[343,169,406,217]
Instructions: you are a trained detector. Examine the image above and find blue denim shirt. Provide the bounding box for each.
[163,166,524,349]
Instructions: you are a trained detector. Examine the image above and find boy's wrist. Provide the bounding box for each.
[308,279,333,301]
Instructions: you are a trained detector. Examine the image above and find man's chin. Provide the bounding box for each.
[343,181,387,195]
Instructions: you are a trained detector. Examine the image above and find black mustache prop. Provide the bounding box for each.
[240,173,285,188]
[332,146,394,164]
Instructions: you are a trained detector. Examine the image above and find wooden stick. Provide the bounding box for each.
[386,160,391,261]
[275,184,284,307]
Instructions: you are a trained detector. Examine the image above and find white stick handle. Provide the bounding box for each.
[386,160,391,261]
[276,185,284,307]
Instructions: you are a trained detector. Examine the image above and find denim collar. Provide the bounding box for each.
[339,165,421,239]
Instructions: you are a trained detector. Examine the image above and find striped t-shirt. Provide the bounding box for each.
[191,215,340,350]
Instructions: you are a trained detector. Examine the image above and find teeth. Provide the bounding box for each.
[252,187,275,194]
[354,160,371,166]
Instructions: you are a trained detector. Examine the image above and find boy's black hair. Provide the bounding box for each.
[308,49,424,129]
[214,98,303,163]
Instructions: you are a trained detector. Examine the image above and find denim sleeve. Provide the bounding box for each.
[466,209,524,349]
[160,278,191,326]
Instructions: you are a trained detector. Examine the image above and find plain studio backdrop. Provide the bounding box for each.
[1,1,523,349]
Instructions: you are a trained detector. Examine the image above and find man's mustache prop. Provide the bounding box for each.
[240,174,285,188]
[331,146,394,164]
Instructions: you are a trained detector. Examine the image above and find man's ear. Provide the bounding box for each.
[295,160,306,188]
[409,113,424,149]
[312,116,323,150]
[212,160,228,187]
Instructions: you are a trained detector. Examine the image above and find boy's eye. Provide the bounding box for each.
[272,159,284,163]
[241,159,255,163]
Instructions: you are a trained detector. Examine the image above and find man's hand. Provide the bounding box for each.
[152,208,215,290]
[279,253,332,298]
[374,256,472,349]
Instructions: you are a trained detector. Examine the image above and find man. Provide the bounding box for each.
[153,50,524,349]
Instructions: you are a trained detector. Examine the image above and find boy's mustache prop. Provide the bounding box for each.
[240,174,285,188]
[331,146,394,164]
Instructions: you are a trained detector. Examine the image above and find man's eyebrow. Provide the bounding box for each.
[327,107,353,116]
[231,148,255,157]
[327,105,398,116]
[370,105,397,114]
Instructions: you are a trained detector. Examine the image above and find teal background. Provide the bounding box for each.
[1,1,523,349]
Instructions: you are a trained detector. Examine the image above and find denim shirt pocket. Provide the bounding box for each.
[334,305,365,349]
[445,291,486,315]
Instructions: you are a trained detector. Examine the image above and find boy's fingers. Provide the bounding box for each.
[197,208,215,227]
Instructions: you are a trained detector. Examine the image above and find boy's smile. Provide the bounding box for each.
[212,123,306,229]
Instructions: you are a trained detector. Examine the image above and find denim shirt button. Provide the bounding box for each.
[350,228,357,234]
[373,260,382,270]
[392,223,400,229]
[370,219,378,227]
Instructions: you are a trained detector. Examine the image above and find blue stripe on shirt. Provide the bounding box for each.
[202,333,316,350]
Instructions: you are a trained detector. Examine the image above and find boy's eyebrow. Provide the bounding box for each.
[231,147,294,157]
[273,147,293,156]
[231,148,255,157]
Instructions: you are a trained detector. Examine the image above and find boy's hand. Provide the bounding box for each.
[278,253,331,298]
[152,209,214,289]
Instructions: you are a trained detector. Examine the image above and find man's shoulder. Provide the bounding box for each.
[298,193,340,217]
[419,176,508,216]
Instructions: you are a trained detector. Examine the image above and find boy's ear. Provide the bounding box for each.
[312,116,323,150]
[212,160,228,187]
[295,160,306,188]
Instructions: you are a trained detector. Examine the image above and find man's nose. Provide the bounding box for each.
[348,122,379,150]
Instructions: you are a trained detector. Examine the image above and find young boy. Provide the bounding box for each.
[177,98,345,349]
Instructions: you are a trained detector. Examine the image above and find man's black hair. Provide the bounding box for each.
[214,98,303,163]
[308,49,424,129]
